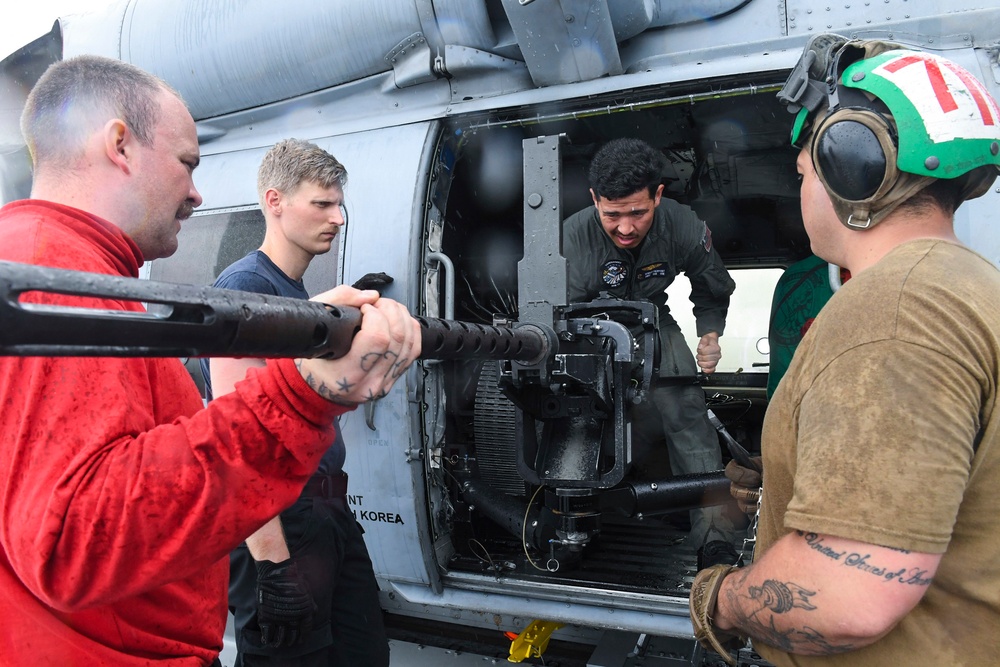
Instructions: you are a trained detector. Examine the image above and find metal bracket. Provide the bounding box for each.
[385,32,439,88]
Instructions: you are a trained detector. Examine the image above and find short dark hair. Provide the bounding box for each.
[896,177,965,219]
[587,138,666,200]
[21,55,175,166]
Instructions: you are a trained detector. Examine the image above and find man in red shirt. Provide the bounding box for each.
[0,55,420,665]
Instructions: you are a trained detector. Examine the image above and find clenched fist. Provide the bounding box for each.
[296,285,421,406]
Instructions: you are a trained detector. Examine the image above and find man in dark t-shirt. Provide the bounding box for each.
[201,139,389,667]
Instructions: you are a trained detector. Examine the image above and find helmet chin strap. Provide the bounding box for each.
[830,171,936,230]
[829,166,998,230]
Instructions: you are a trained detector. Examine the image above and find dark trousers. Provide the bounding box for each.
[630,326,736,547]
[229,490,389,667]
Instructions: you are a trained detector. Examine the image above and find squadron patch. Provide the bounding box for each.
[636,262,667,281]
[602,260,628,288]
[701,225,713,252]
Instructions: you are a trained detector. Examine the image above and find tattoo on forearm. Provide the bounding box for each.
[749,579,816,614]
[799,532,933,587]
[721,532,932,656]
[724,567,856,655]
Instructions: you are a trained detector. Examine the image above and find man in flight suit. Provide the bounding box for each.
[562,138,739,567]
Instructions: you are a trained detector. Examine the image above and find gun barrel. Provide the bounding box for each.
[0,260,549,362]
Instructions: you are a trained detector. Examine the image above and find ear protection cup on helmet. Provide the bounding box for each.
[811,107,899,202]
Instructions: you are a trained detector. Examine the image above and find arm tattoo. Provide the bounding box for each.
[724,565,856,655]
[724,532,935,655]
[798,532,933,587]
[749,579,816,614]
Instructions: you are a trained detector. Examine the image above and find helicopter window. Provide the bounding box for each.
[665,267,783,380]
[149,208,266,288]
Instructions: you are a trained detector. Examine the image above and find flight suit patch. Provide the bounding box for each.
[602,260,627,288]
[636,262,667,281]
[701,225,713,252]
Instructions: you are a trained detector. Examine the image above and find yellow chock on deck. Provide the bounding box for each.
[506,619,565,663]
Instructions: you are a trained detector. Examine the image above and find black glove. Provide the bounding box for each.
[254,558,316,648]
[351,272,394,294]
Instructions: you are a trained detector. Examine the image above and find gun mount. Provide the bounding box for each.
[0,261,730,574]
[0,133,737,576]
[425,134,739,573]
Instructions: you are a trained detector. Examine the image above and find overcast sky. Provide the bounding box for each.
[1,0,116,58]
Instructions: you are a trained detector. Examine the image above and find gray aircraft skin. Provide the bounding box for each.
[2,1,1000,665]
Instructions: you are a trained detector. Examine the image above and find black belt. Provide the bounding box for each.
[302,472,348,499]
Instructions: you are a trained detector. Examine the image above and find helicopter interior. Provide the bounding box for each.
[425,69,806,597]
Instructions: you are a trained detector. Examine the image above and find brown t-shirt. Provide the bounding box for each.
[756,240,1000,666]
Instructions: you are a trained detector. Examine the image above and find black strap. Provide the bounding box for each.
[302,472,348,499]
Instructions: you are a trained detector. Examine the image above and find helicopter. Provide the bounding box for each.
[2,1,999,665]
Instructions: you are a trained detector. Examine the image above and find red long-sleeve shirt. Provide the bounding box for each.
[0,201,347,665]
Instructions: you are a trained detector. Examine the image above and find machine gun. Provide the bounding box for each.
[0,259,553,363]
[0,256,731,569]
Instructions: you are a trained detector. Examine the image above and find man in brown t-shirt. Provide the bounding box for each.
[689,34,1000,666]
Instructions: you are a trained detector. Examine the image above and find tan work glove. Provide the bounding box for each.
[689,564,742,666]
[725,457,762,514]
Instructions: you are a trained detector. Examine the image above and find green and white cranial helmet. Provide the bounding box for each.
[779,34,1000,228]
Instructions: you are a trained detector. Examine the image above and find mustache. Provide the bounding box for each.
[176,202,195,221]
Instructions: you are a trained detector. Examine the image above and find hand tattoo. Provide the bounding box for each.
[295,360,358,406]
[360,350,398,372]
[390,358,411,379]
[297,347,409,405]
[364,388,388,403]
